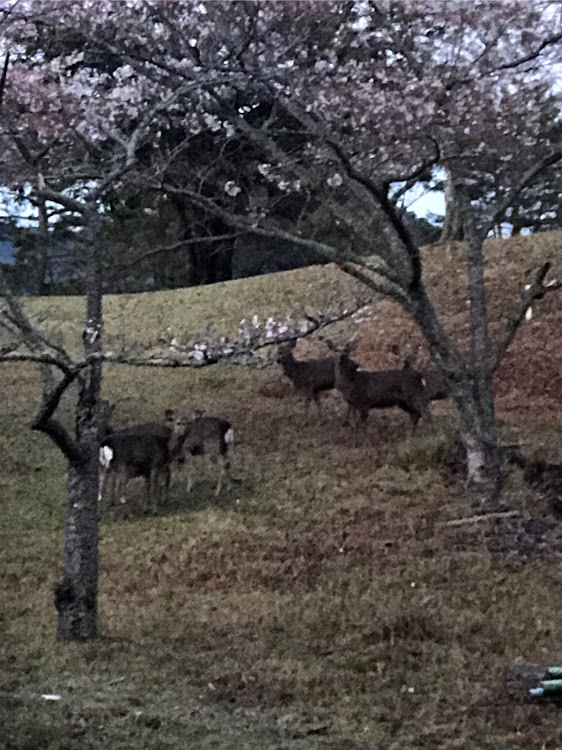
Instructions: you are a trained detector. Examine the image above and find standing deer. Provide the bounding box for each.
[277,340,335,418]
[392,343,449,402]
[98,411,175,513]
[169,412,235,496]
[330,342,432,429]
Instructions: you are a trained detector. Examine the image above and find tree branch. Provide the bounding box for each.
[485,149,562,234]
[35,174,88,216]
[154,181,405,287]
[104,301,372,369]
[0,350,75,375]
[325,138,424,293]
[492,262,561,372]
[0,49,9,112]
[30,369,84,465]
[117,232,242,271]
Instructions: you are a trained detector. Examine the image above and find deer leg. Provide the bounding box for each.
[217,454,231,495]
[98,467,112,511]
[213,454,228,497]
[304,393,312,421]
[313,392,322,419]
[141,473,152,514]
[185,458,194,494]
[161,465,171,506]
[114,471,132,518]
[149,468,162,514]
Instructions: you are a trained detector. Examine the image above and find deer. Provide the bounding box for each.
[98,410,175,514]
[328,341,432,429]
[168,412,235,497]
[277,340,335,418]
[392,343,450,402]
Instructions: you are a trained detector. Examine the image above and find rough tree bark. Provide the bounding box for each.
[439,167,464,243]
[25,208,103,640]
[55,208,103,641]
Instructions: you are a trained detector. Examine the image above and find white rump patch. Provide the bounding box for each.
[422,378,427,387]
[99,445,114,468]
[225,428,235,445]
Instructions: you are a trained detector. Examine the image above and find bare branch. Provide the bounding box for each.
[36,174,88,216]
[154,182,405,289]
[496,30,562,72]
[0,350,75,375]
[118,232,242,271]
[0,49,9,112]
[30,369,84,465]
[325,138,424,293]
[338,261,413,311]
[437,511,520,528]
[32,416,83,465]
[492,262,561,372]
[486,149,562,234]
[381,137,441,186]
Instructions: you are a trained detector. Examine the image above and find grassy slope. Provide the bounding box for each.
[1,233,561,750]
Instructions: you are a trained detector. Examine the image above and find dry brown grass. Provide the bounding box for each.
[1,232,562,749]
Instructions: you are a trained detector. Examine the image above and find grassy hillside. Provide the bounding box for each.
[1,232,561,750]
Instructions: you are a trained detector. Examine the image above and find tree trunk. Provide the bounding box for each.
[36,199,51,294]
[56,208,103,641]
[458,195,501,503]
[56,456,99,640]
[410,262,501,505]
[455,389,502,505]
[439,167,464,242]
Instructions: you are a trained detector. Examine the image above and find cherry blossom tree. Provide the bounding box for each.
[1,0,562,639]
[23,0,555,503]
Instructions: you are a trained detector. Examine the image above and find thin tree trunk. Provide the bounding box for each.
[37,199,51,295]
[459,199,501,503]
[439,167,464,243]
[56,208,103,641]
[409,237,501,505]
[55,460,99,640]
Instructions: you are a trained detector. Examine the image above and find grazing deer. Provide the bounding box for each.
[277,340,335,417]
[169,412,235,496]
[98,411,175,513]
[330,342,431,429]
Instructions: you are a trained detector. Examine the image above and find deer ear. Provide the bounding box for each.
[164,409,175,421]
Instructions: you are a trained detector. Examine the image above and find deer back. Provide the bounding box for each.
[170,414,234,459]
[278,343,335,393]
[335,353,427,411]
[102,422,172,478]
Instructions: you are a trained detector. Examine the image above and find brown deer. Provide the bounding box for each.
[330,342,432,429]
[392,344,449,402]
[277,340,335,417]
[98,411,175,513]
[169,412,235,496]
